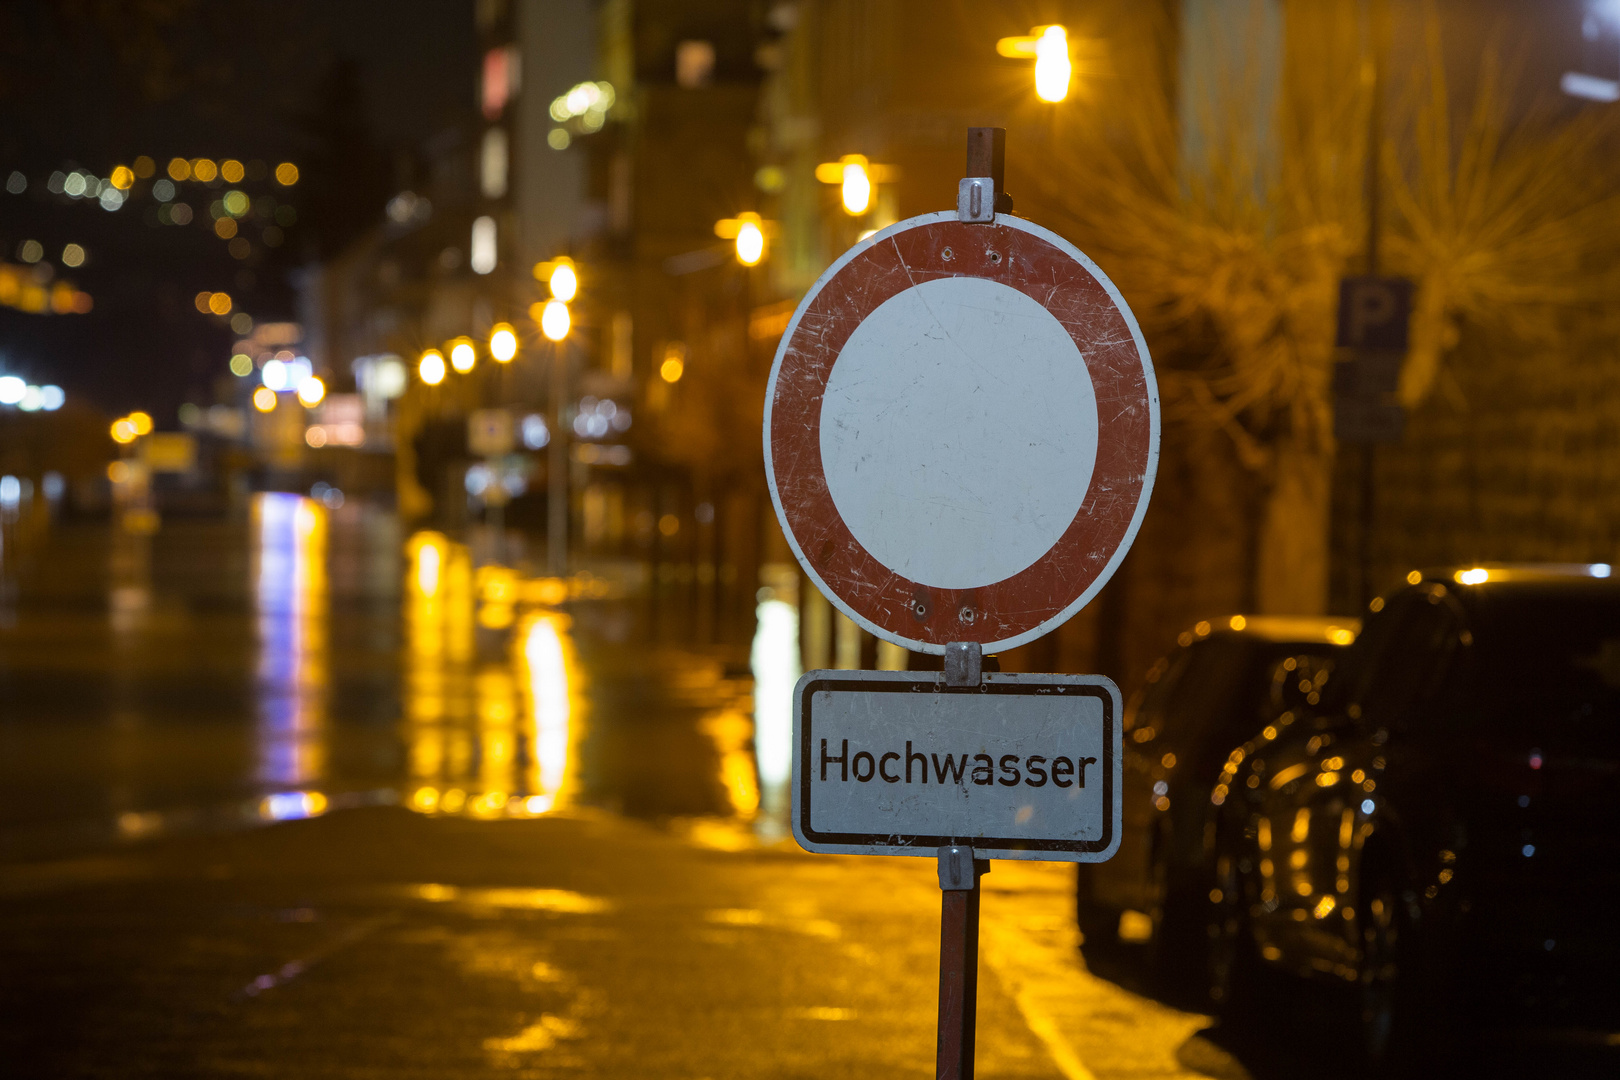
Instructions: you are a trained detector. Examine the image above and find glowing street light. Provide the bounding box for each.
[110,418,138,443]
[842,161,870,214]
[997,24,1076,103]
[128,411,153,436]
[252,387,278,413]
[549,260,578,302]
[296,376,326,407]
[540,300,571,342]
[714,211,772,265]
[1034,26,1072,102]
[659,342,686,383]
[450,338,477,373]
[814,154,899,216]
[490,323,519,362]
[419,349,446,385]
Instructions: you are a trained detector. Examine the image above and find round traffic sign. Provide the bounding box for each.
[764,211,1158,655]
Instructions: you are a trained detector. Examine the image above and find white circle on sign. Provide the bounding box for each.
[819,275,1098,591]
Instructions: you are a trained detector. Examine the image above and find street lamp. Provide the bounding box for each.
[714,211,773,265]
[449,337,477,373]
[540,300,570,342]
[296,376,326,407]
[815,154,899,216]
[489,323,518,363]
[549,259,578,302]
[419,349,446,385]
[997,24,1075,103]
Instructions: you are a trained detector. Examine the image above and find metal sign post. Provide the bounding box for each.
[763,130,1156,1079]
[936,844,987,1080]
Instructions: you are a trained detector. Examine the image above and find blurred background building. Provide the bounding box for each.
[4,0,1620,693]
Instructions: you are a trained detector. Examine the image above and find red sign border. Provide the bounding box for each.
[764,212,1159,655]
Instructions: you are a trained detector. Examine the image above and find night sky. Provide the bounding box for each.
[0,0,477,422]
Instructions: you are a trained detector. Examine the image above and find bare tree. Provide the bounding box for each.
[1028,1,1620,614]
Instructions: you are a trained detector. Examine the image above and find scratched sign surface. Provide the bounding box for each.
[792,670,1123,861]
[764,211,1159,654]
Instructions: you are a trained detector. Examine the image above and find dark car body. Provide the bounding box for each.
[1078,615,1357,995]
[1212,566,1620,1067]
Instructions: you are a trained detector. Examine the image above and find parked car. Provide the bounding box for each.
[1210,565,1620,1074]
[1077,614,1357,999]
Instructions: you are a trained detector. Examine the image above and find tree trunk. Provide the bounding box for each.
[1254,437,1332,615]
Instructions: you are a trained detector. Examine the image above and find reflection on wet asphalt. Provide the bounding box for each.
[0,503,1235,1079]
[0,497,762,849]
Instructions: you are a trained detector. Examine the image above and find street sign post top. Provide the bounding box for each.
[764,211,1159,655]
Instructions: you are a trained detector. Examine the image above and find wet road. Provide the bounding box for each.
[0,496,1242,1079]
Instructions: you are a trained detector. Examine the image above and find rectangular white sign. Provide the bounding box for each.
[791,670,1122,862]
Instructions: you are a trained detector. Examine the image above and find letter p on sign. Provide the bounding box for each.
[1336,276,1413,351]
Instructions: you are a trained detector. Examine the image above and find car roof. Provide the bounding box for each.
[1182,615,1359,647]
[1412,563,1614,587]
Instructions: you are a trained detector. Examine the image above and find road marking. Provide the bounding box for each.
[236,915,393,1001]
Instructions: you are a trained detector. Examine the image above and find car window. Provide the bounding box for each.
[1460,590,1620,745]
[1356,589,1463,730]
[1159,636,1248,741]
[1126,647,1192,735]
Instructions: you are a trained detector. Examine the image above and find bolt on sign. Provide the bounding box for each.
[763,128,1158,1080]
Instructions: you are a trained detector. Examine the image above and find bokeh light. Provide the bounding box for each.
[736,217,765,265]
[490,323,519,360]
[450,339,477,373]
[1034,25,1072,103]
[549,261,578,302]
[275,162,300,185]
[842,159,871,215]
[253,387,278,413]
[419,350,446,385]
[296,376,326,407]
[540,302,569,342]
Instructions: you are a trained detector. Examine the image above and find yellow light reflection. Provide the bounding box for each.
[702,712,762,817]
[402,536,580,817]
[520,611,580,811]
[751,594,800,807]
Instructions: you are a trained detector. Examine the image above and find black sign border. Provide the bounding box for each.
[796,674,1116,854]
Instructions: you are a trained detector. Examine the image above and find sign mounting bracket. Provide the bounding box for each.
[957,127,1013,223]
